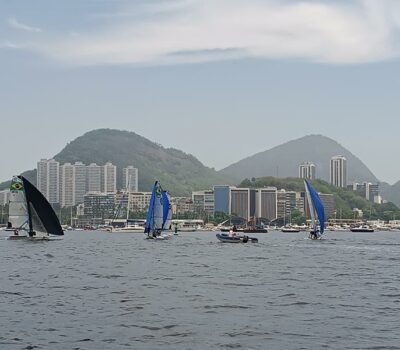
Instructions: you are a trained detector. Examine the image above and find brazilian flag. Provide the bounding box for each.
[10,178,23,191]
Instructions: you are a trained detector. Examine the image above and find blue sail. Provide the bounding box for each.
[144,181,164,234]
[162,191,172,230]
[305,180,325,235]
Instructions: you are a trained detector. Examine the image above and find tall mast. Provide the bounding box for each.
[23,179,34,236]
[126,175,131,222]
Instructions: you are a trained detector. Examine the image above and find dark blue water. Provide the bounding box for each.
[1,230,400,350]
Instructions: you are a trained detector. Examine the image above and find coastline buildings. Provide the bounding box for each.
[211,185,334,222]
[128,192,152,212]
[102,162,117,193]
[299,162,316,180]
[122,166,138,192]
[37,159,60,204]
[213,186,279,222]
[330,155,347,188]
[59,162,87,207]
[60,163,75,207]
[256,187,278,221]
[0,189,10,206]
[192,190,215,215]
[83,192,115,219]
[87,163,102,192]
[36,160,136,208]
[277,190,297,222]
[349,182,381,203]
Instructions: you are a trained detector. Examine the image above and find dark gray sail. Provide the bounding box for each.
[20,176,64,236]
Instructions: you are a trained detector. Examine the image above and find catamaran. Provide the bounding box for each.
[144,181,172,240]
[7,176,64,240]
[304,179,325,240]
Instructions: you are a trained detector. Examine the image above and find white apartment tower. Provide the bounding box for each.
[74,162,87,204]
[330,155,347,188]
[122,166,138,192]
[102,162,117,193]
[299,162,316,180]
[87,163,102,193]
[37,159,60,204]
[60,163,75,207]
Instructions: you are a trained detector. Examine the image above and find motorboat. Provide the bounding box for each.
[281,226,301,233]
[216,233,258,243]
[350,225,374,233]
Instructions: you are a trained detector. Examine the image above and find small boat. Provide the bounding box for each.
[350,226,374,233]
[144,181,172,240]
[7,175,64,240]
[112,224,145,233]
[281,226,300,233]
[304,179,325,240]
[243,227,268,233]
[216,233,258,243]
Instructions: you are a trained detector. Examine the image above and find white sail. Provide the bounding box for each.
[8,176,28,230]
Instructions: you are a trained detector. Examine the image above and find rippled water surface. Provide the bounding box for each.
[1,230,400,350]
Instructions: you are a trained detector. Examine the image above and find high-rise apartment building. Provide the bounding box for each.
[330,155,347,188]
[60,162,87,207]
[230,188,251,221]
[37,159,60,204]
[74,162,87,205]
[299,162,316,180]
[60,163,75,207]
[87,163,102,193]
[256,187,277,221]
[122,166,138,192]
[277,189,297,222]
[102,162,117,193]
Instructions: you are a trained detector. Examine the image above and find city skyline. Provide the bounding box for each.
[2,1,400,183]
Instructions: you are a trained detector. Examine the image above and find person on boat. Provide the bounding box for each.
[232,225,237,232]
[229,229,236,237]
[310,231,318,240]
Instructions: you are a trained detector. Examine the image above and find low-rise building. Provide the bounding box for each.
[83,192,115,219]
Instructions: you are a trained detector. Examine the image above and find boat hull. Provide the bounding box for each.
[350,228,374,233]
[243,228,268,233]
[8,235,50,241]
[216,233,258,243]
[281,229,300,233]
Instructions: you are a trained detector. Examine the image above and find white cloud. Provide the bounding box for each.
[18,0,400,65]
[0,40,21,49]
[9,17,42,33]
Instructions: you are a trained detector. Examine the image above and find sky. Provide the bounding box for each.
[1,0,400,184]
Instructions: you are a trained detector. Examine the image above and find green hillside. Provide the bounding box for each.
[0,129,234,196]
[240,177,400,221]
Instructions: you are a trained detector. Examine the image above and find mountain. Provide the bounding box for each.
[220,135,378,183]
[0,129,234,196]
[381,181,400,207]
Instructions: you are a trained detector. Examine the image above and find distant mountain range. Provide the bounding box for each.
[1,130,399,205]
[220,135,378,183]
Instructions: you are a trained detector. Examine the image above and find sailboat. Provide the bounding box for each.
[112,177,144,233]
[304,179,325,240]
[144,181,172,240]
[7,176,64,240]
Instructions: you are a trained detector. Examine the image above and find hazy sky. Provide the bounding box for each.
[1,0,400,184]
